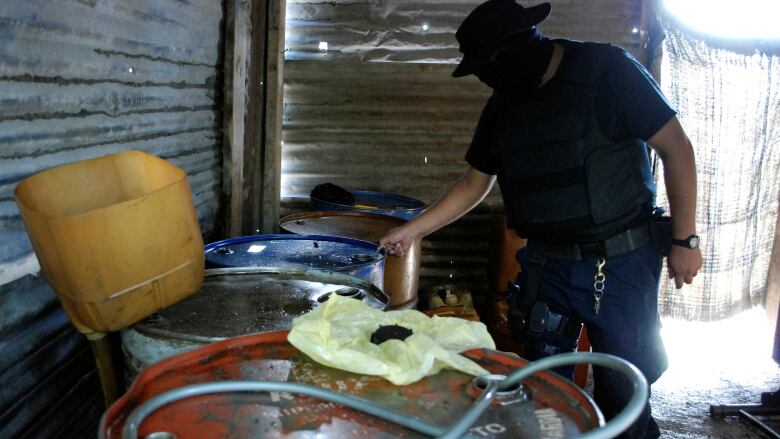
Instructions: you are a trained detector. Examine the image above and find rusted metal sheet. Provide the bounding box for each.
[0,1,224,277]
[285,0,641,62]
[0,0,221,82]
[0,82,214,120]
[0,274,100,438]
[282,60,493,203]
[0,0,225,437]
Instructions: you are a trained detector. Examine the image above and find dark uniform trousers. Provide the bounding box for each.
[514,242,668,439]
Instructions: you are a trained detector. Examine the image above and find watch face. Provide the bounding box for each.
[689,236,700,249]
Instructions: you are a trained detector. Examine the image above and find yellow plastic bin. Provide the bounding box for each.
[15,150,205,335]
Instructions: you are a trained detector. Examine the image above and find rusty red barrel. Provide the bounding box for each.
[280,211,421,308]
[102,330,603,438]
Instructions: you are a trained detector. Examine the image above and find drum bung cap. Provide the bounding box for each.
[370,324,413,344]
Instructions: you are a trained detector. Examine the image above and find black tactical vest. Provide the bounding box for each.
[494,41,656,243]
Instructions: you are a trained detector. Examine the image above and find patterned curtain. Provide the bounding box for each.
[654,21,780,320]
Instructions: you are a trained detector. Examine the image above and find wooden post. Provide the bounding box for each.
[223,0,251,237]
[223,0,285,237]
[87,332,119,407]
[259,0,285,235]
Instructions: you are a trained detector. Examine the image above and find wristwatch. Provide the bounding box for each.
[671,234,700,249]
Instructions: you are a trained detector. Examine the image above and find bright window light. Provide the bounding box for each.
[318,41,328,51]
[657,307,777,389]
[663,0,780,39]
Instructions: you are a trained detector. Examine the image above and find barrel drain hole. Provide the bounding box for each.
[317,287,365,303]
[471,374,529,401]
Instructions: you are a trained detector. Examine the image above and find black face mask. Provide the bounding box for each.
[476,28,554,96]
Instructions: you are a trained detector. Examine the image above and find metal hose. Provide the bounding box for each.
[121,381,444,439]
[438,352,648,439]
[120,351,647,439]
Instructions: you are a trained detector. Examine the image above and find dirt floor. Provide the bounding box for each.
[647,307,780,438]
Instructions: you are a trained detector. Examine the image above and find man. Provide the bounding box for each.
[378,0,703,437]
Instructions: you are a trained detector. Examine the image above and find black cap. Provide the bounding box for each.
[452,0,551,77]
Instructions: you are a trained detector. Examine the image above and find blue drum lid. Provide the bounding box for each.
[204,234,383,269]
[310,190,425,220]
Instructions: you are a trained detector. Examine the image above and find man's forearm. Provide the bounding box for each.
[648,117,698,237]
[660,139,698,238]
[406,167,496,239]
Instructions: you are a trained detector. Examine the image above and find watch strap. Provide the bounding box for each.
[671,234,699,249]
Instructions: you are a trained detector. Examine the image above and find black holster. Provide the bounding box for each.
[650,208,673,256]
[506,280,526,339]
[506,250,547,340]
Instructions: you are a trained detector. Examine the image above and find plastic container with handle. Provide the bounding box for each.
[14,150,205,336]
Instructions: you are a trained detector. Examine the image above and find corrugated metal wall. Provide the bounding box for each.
[0,1,224,437]
[281,0,643,298]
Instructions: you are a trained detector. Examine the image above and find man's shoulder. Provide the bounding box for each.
[556,39,627,62]
[555,39,622,84]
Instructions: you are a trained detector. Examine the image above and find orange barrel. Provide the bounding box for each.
[280,211,421,308]
[102,330,603,439]
[486,213,527,353]
[487,213,527,297]
[121,267,388,377]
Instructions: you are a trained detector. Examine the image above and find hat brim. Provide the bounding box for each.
[452,51,490,78]
[452,2,552,78]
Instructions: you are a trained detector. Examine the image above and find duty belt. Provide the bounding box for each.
[529,223,653,261]
[508,222,655,341]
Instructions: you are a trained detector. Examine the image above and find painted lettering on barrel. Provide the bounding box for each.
[535,408,565,438]
[469,423,507,437]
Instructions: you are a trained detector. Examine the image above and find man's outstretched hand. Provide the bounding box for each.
[378,225,418,257]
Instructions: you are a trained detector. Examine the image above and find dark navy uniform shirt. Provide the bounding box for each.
[465,40,677,176]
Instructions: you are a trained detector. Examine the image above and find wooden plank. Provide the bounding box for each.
[223,0,286,236]
[222,0,251,237]
[242,0,268,235]
[259,0,286,234]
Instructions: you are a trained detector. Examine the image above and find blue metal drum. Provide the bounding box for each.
[204,234,385,290]
[310,190,425,221]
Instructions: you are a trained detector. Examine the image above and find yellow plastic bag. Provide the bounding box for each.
[287,294,496,385]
